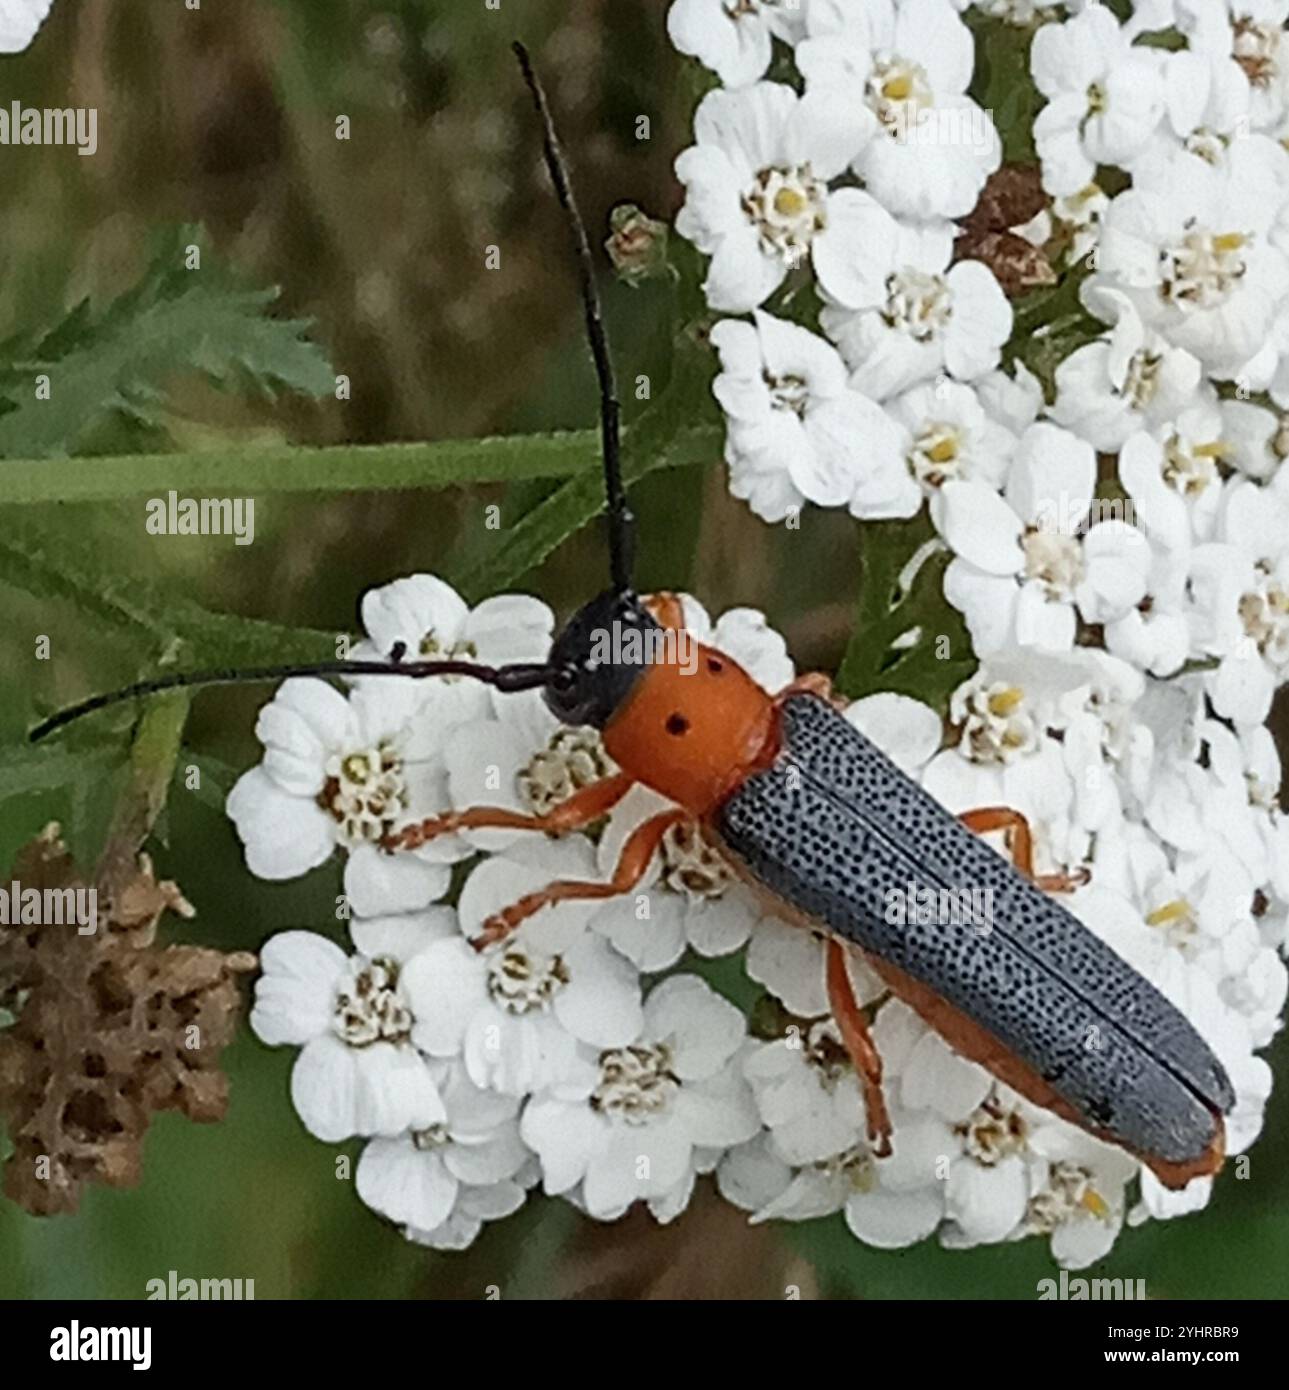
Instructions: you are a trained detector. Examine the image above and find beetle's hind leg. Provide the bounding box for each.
[473,808,685,949]
[825,938,893,1158]
[959,806,1090,894]
[777,671,850,711]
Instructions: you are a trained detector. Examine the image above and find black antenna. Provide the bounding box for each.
[513,40,634,594]
[28,657,554,744]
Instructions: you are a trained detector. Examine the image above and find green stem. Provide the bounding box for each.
[94,691,190,895]
[0,430,602,506]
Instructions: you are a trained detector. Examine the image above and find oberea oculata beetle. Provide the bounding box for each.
[32,42,1233,1191]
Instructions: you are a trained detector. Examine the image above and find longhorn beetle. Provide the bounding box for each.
[31,42,1234,1192]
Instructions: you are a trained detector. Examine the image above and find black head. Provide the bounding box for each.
[543,588,661,728]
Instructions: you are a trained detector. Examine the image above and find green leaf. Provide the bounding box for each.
[968,15,1039,164]
[837,514,975,713]
[169,609,339,670]
[178,751,246,815]
[1004,267,1103,399]
[94,692,191,883]
[0,521,337,670]
[0,741,124,802]
[0,227,333,460]
[0,525,183,646]
[0,429,602,506]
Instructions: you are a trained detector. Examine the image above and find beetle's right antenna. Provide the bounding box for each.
[513,40,634,595]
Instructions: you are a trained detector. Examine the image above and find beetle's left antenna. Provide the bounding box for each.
[513,40,634,595]
[27,657,554,743]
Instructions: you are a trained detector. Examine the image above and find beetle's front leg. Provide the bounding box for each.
[825,938,893,1158]
[959,806,1090,894]
[473,807,685,950]
[644,591,687,630]
[383,771,636,852]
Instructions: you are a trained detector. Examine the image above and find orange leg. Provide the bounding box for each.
[959,806,1089,893]
[825,938,893,1157]
[473,808,686,950]
[645,591,687,630]
[384,771,635,852]
[777,671,849,710]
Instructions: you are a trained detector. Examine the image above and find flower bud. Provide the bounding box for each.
[605,203,670,286]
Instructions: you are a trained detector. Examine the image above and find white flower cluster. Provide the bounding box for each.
[229,575,1283,1266]
[671,0,1010,524]
[674,0,1289,725]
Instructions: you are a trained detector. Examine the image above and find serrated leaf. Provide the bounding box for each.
[0,526,181,645]
[0,228,333,459]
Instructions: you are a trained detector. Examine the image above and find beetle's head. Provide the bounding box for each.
[543,588,660,728]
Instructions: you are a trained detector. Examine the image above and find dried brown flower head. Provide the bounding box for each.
[0,825,254,1215]
[955,163,1057,298]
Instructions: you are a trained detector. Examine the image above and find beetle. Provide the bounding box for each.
[31,42,1234,1191]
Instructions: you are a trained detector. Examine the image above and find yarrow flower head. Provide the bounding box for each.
[226,677,471,917]
[1086,141,1289,378]
[674,80,883,312]
[666,0,809,88]
[818,205,1012,399]
[1030,4,1166,198]
[521,974,759,1221]
[798,0,1002,219]
[251,921,452,1142]
[711,309,914,521]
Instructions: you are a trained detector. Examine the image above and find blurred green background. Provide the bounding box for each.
[0,0,1286,1298]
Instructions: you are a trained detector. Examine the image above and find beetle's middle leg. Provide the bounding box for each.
[825,938,893,1157]
[472,807,685,950]
[383,771,635,852]
[959,806,1090,893]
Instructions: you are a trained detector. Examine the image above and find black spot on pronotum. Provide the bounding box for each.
[666,713,689,736]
